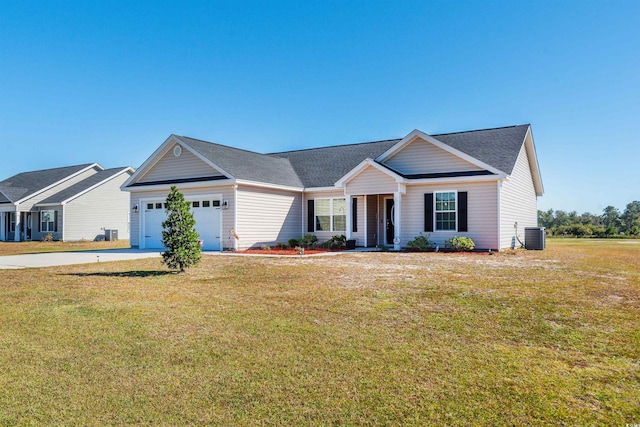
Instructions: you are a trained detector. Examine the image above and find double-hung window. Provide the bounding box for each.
[315,198,346,232]
[41,210,55,232]
[435,192,456,231]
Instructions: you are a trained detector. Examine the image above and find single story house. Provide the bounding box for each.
[123,124,543,251]
[0,163,134,242]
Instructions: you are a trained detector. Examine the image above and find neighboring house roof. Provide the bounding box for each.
[177,136,305,188]
[0,163,96,203]
[37,167,132,205]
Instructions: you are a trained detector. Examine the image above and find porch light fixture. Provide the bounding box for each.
[221,200,229,210]
[132,204,138,213]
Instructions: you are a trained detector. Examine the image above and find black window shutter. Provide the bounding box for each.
[425,193,434,232]
[38,212,41,232]
[458,192,468,232]
[54,211,58,232]
[352,197,358,232]
[307,200,314,232]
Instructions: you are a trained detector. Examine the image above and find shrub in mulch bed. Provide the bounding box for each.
[239,248,348,255]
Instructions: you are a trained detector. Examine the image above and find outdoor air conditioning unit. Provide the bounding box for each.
[524,227,545,250]
[105,229,118,241]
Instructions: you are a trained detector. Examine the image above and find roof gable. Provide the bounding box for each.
[383,137,485,175]
[137,140,225,184]
[0,163,99,203]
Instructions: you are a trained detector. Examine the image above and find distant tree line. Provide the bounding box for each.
[538,201,640,237]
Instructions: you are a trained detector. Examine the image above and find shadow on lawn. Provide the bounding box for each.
[65,270,176,278]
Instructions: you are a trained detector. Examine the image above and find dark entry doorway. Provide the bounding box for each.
[385,198,395,245]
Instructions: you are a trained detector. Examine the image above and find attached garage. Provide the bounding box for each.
[141,196,222,251]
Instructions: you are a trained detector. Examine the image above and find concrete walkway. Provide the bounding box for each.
[0,249,162,269]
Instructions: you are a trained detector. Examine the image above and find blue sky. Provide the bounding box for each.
[1,1,638,214]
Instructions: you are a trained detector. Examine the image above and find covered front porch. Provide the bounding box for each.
[344,193,403,250]
[337,159,408,251]
[0,209,37,242]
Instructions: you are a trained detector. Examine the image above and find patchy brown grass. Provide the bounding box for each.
[0,239,638,425]
[0,240,130,256]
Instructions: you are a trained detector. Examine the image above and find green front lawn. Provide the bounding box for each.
[1,239,638,425]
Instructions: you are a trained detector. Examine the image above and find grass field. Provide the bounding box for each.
[0,239,638,425]
[0,240,131,257]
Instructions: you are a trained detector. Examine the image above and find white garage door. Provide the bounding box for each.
[142,198,221,251]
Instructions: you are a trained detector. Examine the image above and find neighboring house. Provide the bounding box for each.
[122,124,543,251]
[0,163,134,242]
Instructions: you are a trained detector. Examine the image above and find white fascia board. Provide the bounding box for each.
[32,203,61,207]
[376,129,505,176]
[235,179,304,193]
[405,174,504,186]
[523,126,544,196]
[14,163,102,205]
[303,186,344,193]
[124,178,236,193]
[334,158,407,187]
[53,167,135,206]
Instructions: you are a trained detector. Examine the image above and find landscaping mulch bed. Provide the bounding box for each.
[239,248,347,255]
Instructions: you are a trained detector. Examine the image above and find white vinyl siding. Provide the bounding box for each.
[400,182,499,250]
[138,145,224,183]
[499,144,538,249]
[236,186,302,250]
[129,184,235,248]
[345,166,397,195]
[384,138,483,175]
[63,172,132,241]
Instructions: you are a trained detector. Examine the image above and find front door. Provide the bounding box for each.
[385,198,395,245]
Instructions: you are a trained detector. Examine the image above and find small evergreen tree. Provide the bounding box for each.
[161,186,201,272]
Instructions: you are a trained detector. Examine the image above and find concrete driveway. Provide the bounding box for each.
[0,249,162,269]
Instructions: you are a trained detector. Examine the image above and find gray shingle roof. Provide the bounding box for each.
[177,136,304,188]
[37,168,130,205]
[174,125,530,189]
[0,191,10,204]
[432,124,529,176]
[0,164,95,203]
[270,139,401,188]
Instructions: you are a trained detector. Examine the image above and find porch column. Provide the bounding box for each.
[345,194,352,240]
[363,196,368,247]
[14,208,21,242]
[393,191,401,250]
